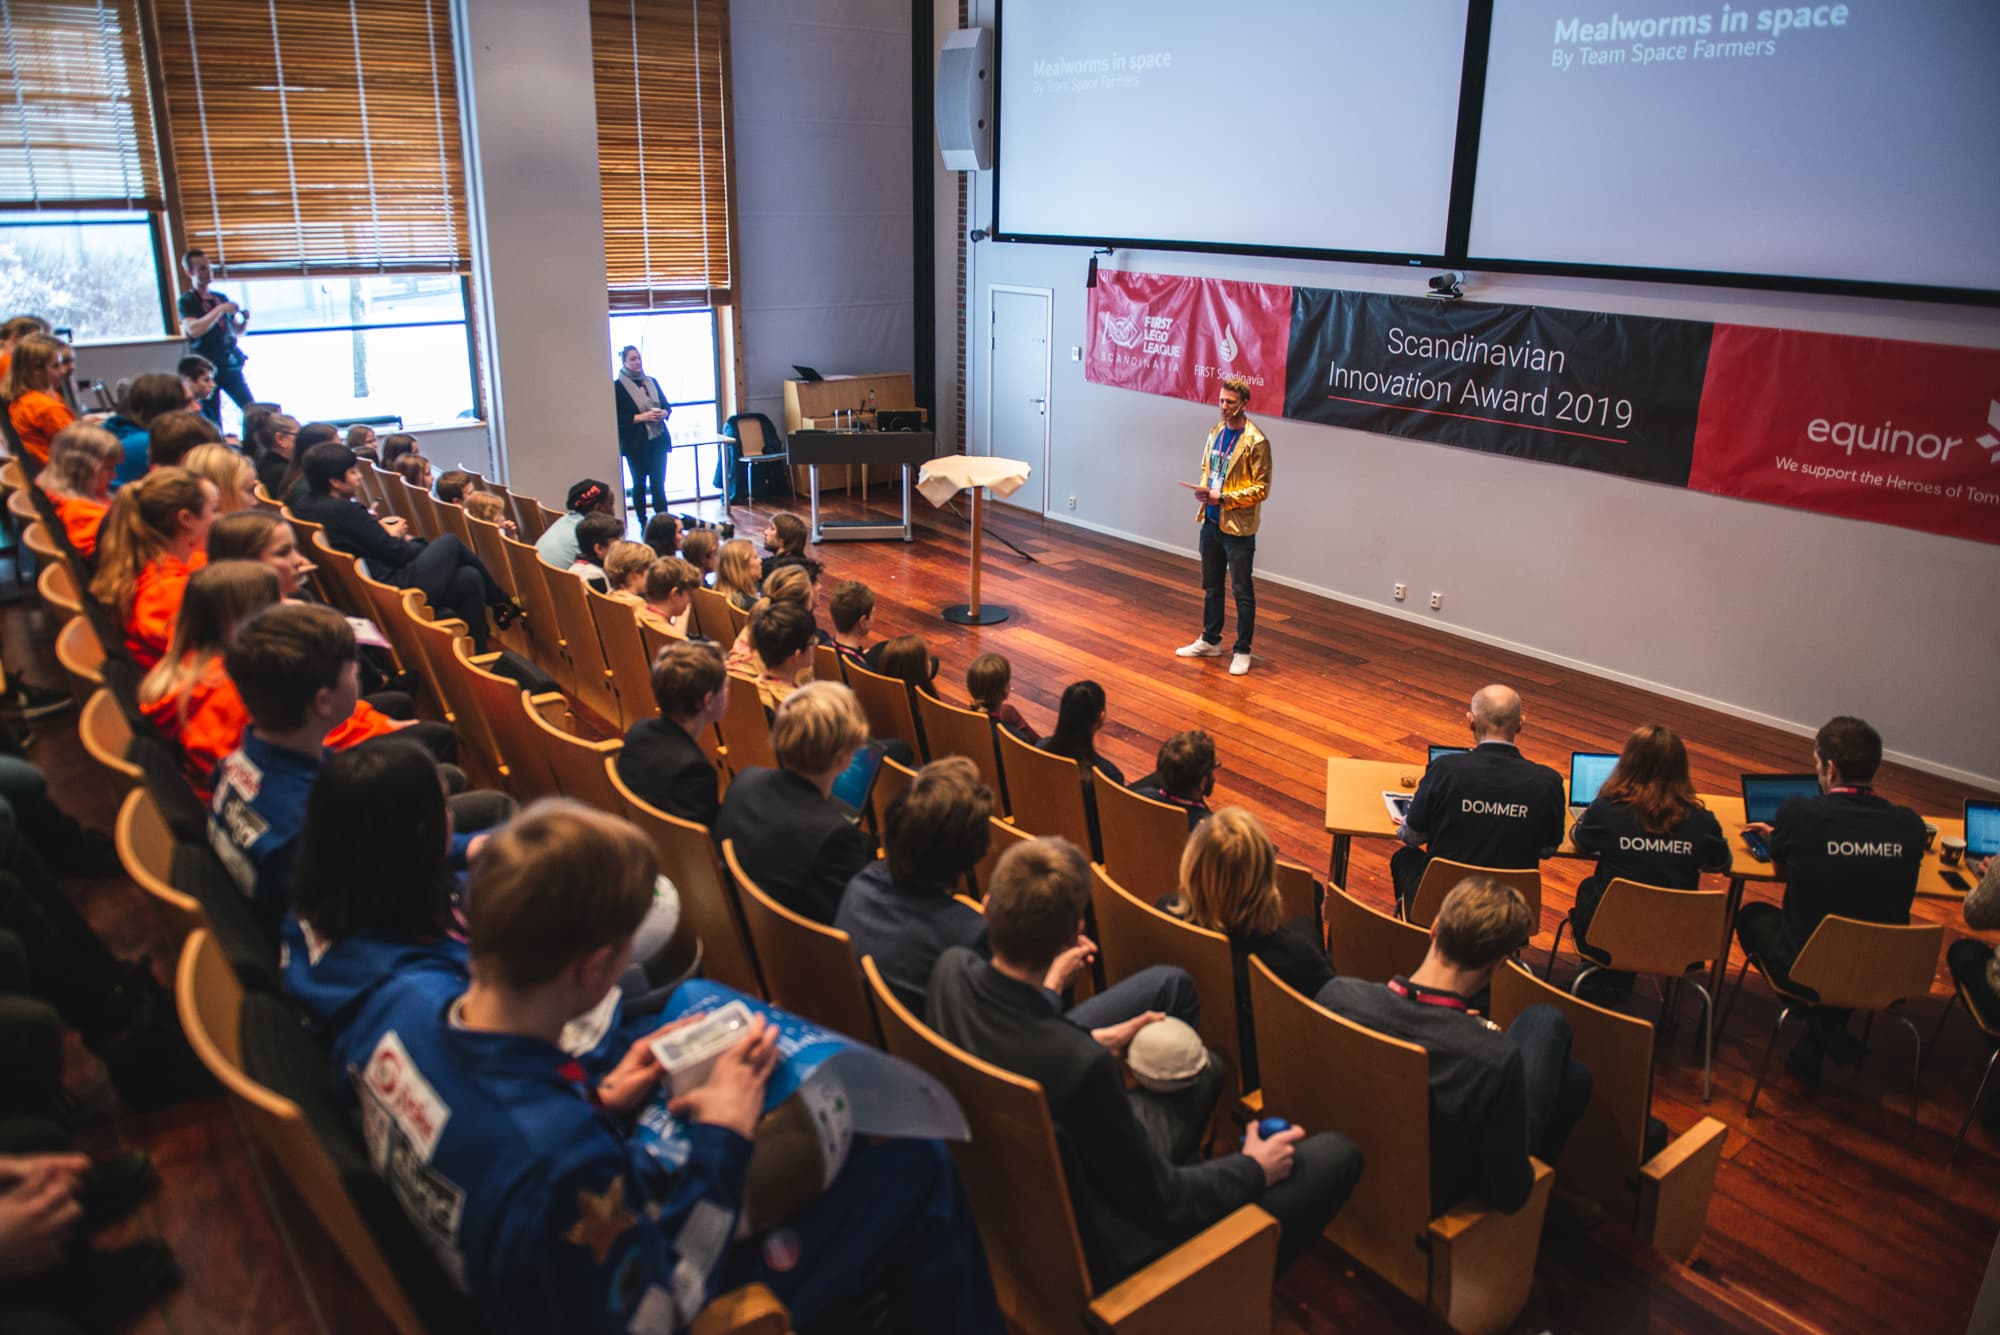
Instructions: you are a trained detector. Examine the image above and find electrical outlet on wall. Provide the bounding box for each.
[1429,591,1444,610]
[1393,583,1407,601]
[1067,496,1077,510]
[1070,346,1082,361]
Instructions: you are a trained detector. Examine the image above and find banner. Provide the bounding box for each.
[1075,268,2000,546]
[1084,271,1292,406]
[1688,325,2000,546]
[1283,289,1713,486]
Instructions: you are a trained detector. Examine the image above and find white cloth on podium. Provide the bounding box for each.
[917,454,1032,507]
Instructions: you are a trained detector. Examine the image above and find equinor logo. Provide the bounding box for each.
[1806,409,1976,463]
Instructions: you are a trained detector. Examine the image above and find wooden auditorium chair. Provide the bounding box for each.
[396,591,507,787]
[842,659,926,762]
[115,786,202,937]
[1406,857,1543,933]
[453,649,564,800]
[995,727,1094,857]
[721,839,877,1043]
[1095,775,1192,907]
[499,531,576,695]
[533,555,622,727]
[77,687,142,790]
[1323,882,1431,985]
[607,763,763,998]
[520,700,625,812]
[868,753,918,840]
[586,583,656,733]
[913,689,1008,811]
[54,615,105,702]
[810,642,846,686]
[1273,860,1324,943]
[717,672,778,776]
[968,814,1035,899]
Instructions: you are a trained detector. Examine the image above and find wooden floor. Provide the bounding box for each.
[8,486,1997,1334]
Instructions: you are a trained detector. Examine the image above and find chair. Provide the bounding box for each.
[868,753,918,839]
[397,591,509,788]
[116,787,202,936]
[54,615,104,699]
[504,491,548,543]
[1725,914,1945,1126]
[968,814,1035,899]
[175,931,444,1335]
[864,956,1282,1334]
[723,411,792,501]
[499,533,575,695]
[1406,857,1542,931]
[372,468,414,524]
[463,512,517,600]
[587,585,655,733]
[78,688,141,787]
[1324,882,1431,984]
[844,660,925,760]
[170,843,283,996]
[690,1288,793,1335]
[606,765,762,998]
[303,527,371,620]
[810,642,846,686]
[1089,865,1245,1112]
[636,610,685,673]
[690,586,736,645]
[995,728,1094,856]
[1248,956,1554,1335]
[457,656,564,801]
[1095,774,1191,906]
[22,520,62,568]
[717,672,778,776]
[1274,860,1323,943]
[520,704,624,811]
[1550,879,1729,1100]
[914,690,1007,813]
[432,492,474,549]
[1933,966,2000,1163]
[535,558,622,728]
[1490,966,1728,1261]
[338,543,448,714]
[721,839,876,1043]
[35,557,80,617]
[401,478,444,538]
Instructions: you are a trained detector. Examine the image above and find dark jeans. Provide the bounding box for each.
[1198,520,1256,654]
[390,536,508,651]
[1508,1004,1593,1165]
[199,364,254,425]
[623,446,668,522]
[1390,845,1430,915]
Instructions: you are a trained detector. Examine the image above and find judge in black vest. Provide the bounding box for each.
[613,344,671,525]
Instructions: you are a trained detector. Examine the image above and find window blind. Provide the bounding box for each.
[592,0,733,309]
[0,0,160,209]
[151,0,468,274]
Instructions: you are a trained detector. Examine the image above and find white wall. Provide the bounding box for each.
[948,6,2000,785]
[732,0,915,428]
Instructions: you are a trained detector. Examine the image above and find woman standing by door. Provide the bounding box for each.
[613,344,671,525]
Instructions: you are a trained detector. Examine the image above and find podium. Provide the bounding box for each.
[918,455,1033,626]
[782,372,929,492]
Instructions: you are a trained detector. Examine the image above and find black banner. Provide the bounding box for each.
[1282,289,1714,486]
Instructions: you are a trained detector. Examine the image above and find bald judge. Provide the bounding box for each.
[1390,685,1566,914]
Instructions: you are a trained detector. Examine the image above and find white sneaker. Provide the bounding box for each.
[1175,638,1224,658]
[1229,652,1252,676]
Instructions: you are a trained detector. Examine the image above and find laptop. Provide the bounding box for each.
[832,742,885,819]
[1966,799,2000,860]
[1737,772,1822,860]
[791,365,825,382]
[1427,744,1467,767]
[1567,751,1618,818]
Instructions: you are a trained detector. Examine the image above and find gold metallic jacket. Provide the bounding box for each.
[1194,417,1272,536]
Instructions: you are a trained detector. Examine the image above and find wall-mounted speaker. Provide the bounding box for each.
[935,28,993,173]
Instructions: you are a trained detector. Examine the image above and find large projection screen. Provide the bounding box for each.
[994,0,1474,258]
[1468,1,2000,292]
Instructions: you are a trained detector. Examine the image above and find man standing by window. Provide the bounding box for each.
[176,248,253,425]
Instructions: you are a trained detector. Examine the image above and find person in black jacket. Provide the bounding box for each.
[1392,684,1565,913]
[616,640,726,828]
[1568,724,1731,998]
[1131,730,1218,831]
[613,345,670,524]
[928,835,1360,1287]
[713,681,875,924]
[1736,715,1926,1081]
[289,444,515,651]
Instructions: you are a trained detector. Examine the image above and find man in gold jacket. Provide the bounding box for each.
[1176,376,1272,676]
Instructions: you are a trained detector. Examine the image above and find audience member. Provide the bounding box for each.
[601,540,654,602]
[617,640,726,827]
[292,444,517,652]
[567,512,623,587]
[714,681,874,922]
[1567,724,1730,998]
[642,511,680,558]
[761,512,821,581]
[463,489,517,537]
[89,467,218,669]
[343,422,378,457]
[1316,875,1588,1217]
[37,423,122,558]
[639,556,700,635]
[965,652,1036,743]
[724,566,813,674]
[827,579,877,672]
[1133,729,1219,829]
[1391,684,1565,914]
[329,799,1002,1334]
[714,537,762,611]
[434,468,474,505]
[0,313,49,382]
[744,600,817,711]
[1735,715,1925,1080]
[240,401,281,449]
[929,835,1361,1286]
[102,373,186,486]
[181,442,258,513]
[177,247,252,421]
[250,412,300,496]
[378,432,417,468]
[679,527,718,582]
[535,477,614,570]
[1168,807,1332,1089]
[206,511,315,597]
[273,423,339,504]
[178,354,216,413]
[145,408,223,471]
[1045,679,1122,856]
[2,333,76,464]
[391,452,432,491]
[875,633,938,694]
[1949,853,2000,1133]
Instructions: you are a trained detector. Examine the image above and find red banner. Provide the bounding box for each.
[1084,271,1292,407]
[1689,325,2000,546]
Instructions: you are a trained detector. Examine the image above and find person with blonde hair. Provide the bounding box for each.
[206,511,316,597]
[181,442,258,513]
[600,539,655,603]
[90,467,218,668]
[462,488,517,537]
[37,422,123,556]
[2,332,78,464]
[715,680,874,922]
[1173,375,1272,677]
[713,536,762,611]
[1172,807,1332,1087]
[679,526,718,582]
[724,564,814,673]
[639,556,700,635]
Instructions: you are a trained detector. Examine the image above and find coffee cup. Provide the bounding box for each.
[1941,836,1966,867]
[1923,822,1939,851]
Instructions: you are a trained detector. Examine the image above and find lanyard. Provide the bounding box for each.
[1827,785,1873,797]
[1387,976,1471,1011]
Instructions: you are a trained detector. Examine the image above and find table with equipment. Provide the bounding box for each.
[789,429,938,542]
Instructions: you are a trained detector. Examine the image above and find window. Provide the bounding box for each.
[229,274,475,428]
[611,307,720,440]
[0,210,161,340]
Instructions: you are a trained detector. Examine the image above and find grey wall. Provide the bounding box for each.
[732,0,915,427]
[945,2,2000,786]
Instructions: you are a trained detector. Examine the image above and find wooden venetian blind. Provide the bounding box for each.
[0,0,160,209]
[151,0,468,274]
[592,0,733,309]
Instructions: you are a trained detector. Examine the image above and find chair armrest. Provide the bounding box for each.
[527,692,569,727]
[690,1282,790,1335]
[469,652,502,667]
[1637,1116,1727,1262]
[1087,1204,1278,1335]
[1426,1159,1554,1335]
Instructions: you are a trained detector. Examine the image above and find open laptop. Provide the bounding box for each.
[1567,751,1618,818]
[1966,799,2000,860]
[1427,743,1467,767]
[791,364,825,382]
[1738,772,1822,860]
[832,742,885,820]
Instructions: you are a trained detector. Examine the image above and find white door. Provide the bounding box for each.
[987,285,1050,512]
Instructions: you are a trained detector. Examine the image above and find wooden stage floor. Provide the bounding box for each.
[8,489,1996,1334]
